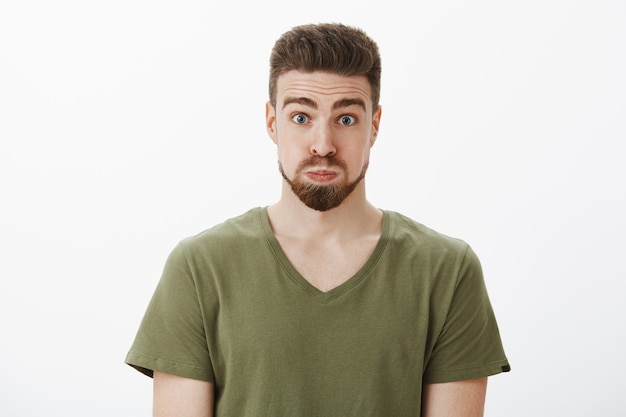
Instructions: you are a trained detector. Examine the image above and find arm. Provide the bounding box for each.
[422,378,487,417]
[153,371,214,417]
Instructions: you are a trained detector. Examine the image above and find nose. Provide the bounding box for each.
[310,123,336,157]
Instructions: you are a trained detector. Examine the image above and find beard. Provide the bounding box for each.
[279,156,368,212]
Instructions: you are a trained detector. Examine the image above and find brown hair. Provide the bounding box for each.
[269,23,381,112]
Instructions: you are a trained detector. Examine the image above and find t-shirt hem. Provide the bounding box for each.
[423,359,511,384]
[125,351,214,382]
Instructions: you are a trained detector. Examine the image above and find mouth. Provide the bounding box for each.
[304,169,340,183]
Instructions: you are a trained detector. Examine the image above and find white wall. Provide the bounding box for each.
[1,1,624,415]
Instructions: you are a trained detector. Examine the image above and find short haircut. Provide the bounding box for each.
[269,23,382,112]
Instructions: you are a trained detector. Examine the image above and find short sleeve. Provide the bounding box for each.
[423,245,510,383]
[125,243,215,381]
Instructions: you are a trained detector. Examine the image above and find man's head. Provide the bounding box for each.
[269,23,381,112]
[266,24,382,212]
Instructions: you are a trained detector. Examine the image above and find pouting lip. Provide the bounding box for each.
[304,169,339,175]
[304,169,340,182]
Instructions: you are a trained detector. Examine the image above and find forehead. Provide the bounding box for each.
[276,70,372,110]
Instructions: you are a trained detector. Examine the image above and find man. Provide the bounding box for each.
[126,23,510,417]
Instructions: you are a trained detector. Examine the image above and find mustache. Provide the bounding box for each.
[297,155,347,171]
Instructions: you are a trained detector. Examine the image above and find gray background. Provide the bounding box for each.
[1,0,624,415]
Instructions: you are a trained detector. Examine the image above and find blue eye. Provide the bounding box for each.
[339,115,356,126]
[292,114,308,124]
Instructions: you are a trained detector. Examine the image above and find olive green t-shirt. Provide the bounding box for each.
[126,207,509,416]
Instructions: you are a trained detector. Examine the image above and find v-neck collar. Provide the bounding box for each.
[258,206,390,303]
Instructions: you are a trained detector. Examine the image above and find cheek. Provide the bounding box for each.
[346,143,371,164]
[276,142,301,172]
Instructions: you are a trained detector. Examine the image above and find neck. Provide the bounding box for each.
[267,180,382,240]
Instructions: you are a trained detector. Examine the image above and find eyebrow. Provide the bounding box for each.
[282,96,316,110]
[281,97,367,112]
[333,98,367,112]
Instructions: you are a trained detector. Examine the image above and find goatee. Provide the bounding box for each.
[279,156,368,212]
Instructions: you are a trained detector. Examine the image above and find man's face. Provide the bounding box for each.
[266,70,381,211]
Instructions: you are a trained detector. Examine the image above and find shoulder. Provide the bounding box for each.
[175,207,266,259]
[382,211,485,282]
[385,210,471,257]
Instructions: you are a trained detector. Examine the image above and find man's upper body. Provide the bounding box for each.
[128,208,509,416]
[125,23,510,416]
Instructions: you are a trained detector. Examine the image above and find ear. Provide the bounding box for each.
[370,105,382,147]
[266,101,278,144]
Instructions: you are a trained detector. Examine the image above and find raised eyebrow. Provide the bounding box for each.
[282,96,317,110]
[333,98,367,112]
